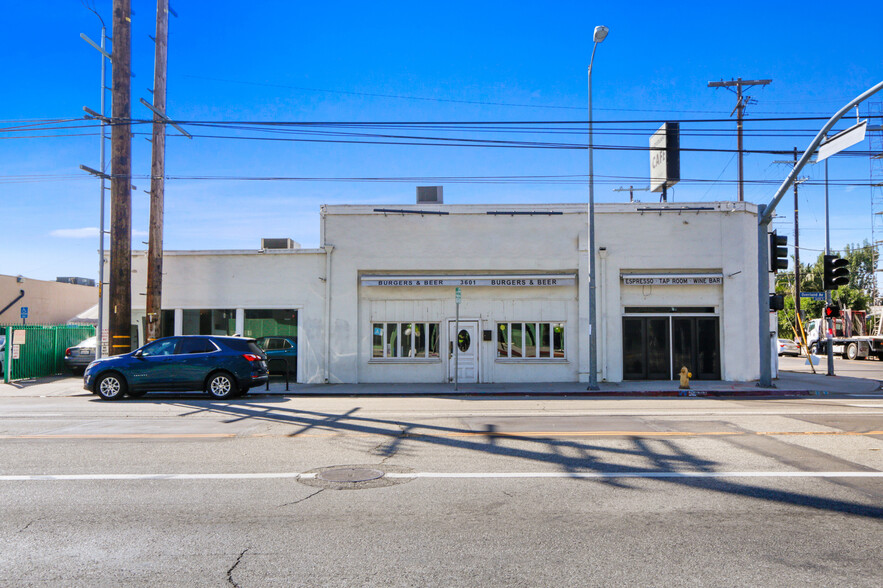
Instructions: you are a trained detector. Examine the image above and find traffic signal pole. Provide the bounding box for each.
[825,158,833,376]
[757,79,883,388]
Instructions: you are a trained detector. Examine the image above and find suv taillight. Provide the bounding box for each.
[65,348,73,356]
[242,353,262,362]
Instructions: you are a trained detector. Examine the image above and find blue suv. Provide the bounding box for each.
[84,335,269,400]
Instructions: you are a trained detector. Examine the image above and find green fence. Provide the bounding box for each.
[2,325,95,383]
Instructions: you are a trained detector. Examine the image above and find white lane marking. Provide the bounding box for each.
[0,414,65,417]
[0,473,303,481]
[0,471,880,481]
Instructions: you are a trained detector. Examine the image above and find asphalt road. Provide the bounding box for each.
[779,352,883,382]
[1,393,881,586]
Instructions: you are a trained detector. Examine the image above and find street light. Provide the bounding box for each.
[587,25,608,390]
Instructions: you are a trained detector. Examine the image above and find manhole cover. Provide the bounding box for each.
[318,467,384,483]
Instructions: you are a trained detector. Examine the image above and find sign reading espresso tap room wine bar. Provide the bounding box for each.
[621,274,723,286]
[361,274,575,287]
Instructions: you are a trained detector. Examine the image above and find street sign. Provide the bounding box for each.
[20,306,28,319]
[800,292,825,301]
[455,287,461,304]
[817,120,867,162]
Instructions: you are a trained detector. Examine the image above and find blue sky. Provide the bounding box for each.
[2,0,882,281]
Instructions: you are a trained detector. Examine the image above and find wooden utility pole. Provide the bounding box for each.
[109,0,132,355]
[146,0,169,342]
[707,77,772,201]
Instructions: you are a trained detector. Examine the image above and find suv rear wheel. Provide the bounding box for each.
[206,372,237,399]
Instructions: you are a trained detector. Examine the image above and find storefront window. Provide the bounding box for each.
[413,323,426,358]
[511,323,524,357]
[181,309,235,336]
[539,323,551,358]
[386,323,399,357]
[244,309,297,339]
[428,324,440,358]
[373,325,384,358]
[524,323,537,357]
[373,322,441,359]
[497,322,565,360]
[553,323,565,358]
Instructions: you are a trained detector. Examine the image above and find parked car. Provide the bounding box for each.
[83,335,269,400]
[64,336,97,374]
[255,335,297,376]
[777,338,800,357]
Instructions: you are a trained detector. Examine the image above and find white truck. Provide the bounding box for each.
[805,308,883,360]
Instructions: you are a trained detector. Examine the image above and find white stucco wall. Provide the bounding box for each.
[122,200,762,385]
[323,201,760,384]
[128,248,326,383]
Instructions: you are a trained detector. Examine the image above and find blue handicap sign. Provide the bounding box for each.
[20,306,28,319]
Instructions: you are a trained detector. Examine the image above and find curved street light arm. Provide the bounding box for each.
[760,79,883,226]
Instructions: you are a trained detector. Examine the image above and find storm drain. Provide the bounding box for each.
[318,467,384,483]
[299,464,414,490]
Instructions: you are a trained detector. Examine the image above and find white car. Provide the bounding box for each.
[777,338,800,357]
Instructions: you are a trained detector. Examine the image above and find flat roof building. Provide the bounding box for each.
[121,200,766,385]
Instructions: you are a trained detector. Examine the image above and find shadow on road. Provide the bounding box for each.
[158,398,883,519]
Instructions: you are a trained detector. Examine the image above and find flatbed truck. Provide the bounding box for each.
[805,309,883,360]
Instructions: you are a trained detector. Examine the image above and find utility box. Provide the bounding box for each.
[417,186,443,204]
[261,238,300,250]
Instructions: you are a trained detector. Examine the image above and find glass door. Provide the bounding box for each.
[671,317,721,380]
[622,317,670,380]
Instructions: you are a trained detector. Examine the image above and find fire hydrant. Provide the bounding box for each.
[678,366,692,390]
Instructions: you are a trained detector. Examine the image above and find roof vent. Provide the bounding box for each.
[417,186,443,204]
[261,238,300,250]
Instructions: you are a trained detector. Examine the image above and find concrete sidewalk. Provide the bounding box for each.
[1,370,880,398]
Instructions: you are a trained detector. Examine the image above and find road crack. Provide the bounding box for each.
[279,488,324,507]
[227,547,249,587]
[18,519,39,533]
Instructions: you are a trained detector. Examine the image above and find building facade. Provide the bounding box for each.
[123,200,764,384]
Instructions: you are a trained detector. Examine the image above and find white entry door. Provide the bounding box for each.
[448,320,479,383]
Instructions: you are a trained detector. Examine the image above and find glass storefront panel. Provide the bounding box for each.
[497,324,508,357]
[552,323,565,358]
[244,309,297,338]
[524,323,538,358]
[510,323,524,357]
[402,323,414,357]
[413,323,426,358]
[539,323,551,358]
[372,323,383,358]
[386,323,399,357]
[428,324,440,358]
[181,309,235,336]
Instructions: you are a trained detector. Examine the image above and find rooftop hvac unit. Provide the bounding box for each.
[261,238,300,250]
[416,186,443,203]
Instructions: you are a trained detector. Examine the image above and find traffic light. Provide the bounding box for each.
[824,305,841,319]
[822,255,849,290]
[769,231,788,272]
[769,294,785,311]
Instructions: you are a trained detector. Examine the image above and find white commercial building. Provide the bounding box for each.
[123,199,766,384]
